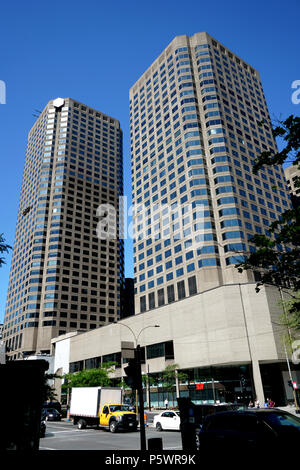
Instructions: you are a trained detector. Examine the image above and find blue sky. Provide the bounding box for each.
[0,0,299,322]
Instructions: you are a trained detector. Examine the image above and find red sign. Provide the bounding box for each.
[196,383,204,390]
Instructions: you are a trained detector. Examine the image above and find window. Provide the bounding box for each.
[188,276,197,295]
[158,288,165,306]
[167,285,175,303]
[148,292,155,310]
[140,296,146,313]
[177,281,186,300]
[146,342,164,360]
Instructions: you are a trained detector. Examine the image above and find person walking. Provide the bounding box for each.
[164,398,169,409]
[255,398,260,408]
[264,398,270,408]
[248,400,254,408]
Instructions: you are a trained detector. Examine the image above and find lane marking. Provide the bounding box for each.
[164,446,183,450]
[44,430,98,438]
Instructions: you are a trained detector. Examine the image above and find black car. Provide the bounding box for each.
[43,401,61,413]
[193,403,244,449]
[42,408,62,421]
[199,409,300,453]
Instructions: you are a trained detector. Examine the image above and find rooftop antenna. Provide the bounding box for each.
[33,109,42,118]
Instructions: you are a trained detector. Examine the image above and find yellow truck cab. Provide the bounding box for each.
[70,387,138,432]
[100,404,137,432]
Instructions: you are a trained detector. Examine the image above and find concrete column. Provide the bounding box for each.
[252,359,265,406]
[175,369,180,399]
[146,378,151,409]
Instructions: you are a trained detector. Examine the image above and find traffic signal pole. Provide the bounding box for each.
[118,322,160,451]
[136,345,146,451]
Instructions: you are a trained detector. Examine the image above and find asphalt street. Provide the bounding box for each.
[39,421,183,451]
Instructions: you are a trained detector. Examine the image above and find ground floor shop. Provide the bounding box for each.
[121,362,300,409]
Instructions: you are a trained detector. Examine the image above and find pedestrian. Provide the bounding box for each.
[248,400,254,408]
[264,398,269,408]
[164,398,169,409]
[269,399,275,408]
[255,398,260,408]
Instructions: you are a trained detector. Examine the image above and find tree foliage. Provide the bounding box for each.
[63,362,116,390]
[159,364,188,405]
[42,373,62,403]
[235,115,300,327]
[0,233,12,267]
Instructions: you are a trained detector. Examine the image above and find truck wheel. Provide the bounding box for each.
[109,420,118,433]
[156,422,163,432]
[78,419,87,430]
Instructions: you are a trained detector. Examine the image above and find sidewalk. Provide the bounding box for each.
[277,405,300,416]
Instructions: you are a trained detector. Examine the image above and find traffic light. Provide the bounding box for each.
[288,380,298,389]
[124,358,140,390]
[240,376,247,390]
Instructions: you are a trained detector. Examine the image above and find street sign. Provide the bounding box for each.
[121,341,135,359]
[188,383,205,391]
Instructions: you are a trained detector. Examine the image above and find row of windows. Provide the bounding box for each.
[69,341,174,374]
[140,276,197,311]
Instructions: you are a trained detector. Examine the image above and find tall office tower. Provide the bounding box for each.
[130,33,291,314]
[3,98,124,360]
[284,165,300,208]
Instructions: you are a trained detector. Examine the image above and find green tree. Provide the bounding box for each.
[235,115,300,330]
[42,372,62,403]
[63,362,116,392]
[160,364,188,407]
[0,233,12,267]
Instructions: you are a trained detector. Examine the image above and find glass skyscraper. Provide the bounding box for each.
[129,32,291,314]
[3,98,124,359]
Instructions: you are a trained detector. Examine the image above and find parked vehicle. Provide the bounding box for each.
[42,408,62,421]
[193,403,243,449]
[43,401,61,413]
[70,387,137,432]
[153,411,181,431]
[199,409,300,452]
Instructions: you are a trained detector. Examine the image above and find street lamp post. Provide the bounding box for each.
[279,287,299,411]
[116,322,160,451]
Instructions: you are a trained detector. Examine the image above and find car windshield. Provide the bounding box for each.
[109,405,131,412]
[264,413,300,430]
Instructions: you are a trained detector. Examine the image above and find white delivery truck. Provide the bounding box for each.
[69,387,137,432]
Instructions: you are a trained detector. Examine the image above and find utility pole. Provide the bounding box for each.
[118,322,160,451]
[136,345,146,451]
[279,287,299,411]
[212,378,216,404]
[147,364,152,411]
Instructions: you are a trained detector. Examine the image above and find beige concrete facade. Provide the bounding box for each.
[284,165,300,198]
[52,284,297,406]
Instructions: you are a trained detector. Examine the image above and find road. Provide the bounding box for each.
[39,421,182,451]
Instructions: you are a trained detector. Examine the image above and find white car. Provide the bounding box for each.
[153,411,180,431]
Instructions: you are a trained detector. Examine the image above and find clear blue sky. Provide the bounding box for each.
[0,0,299,323]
